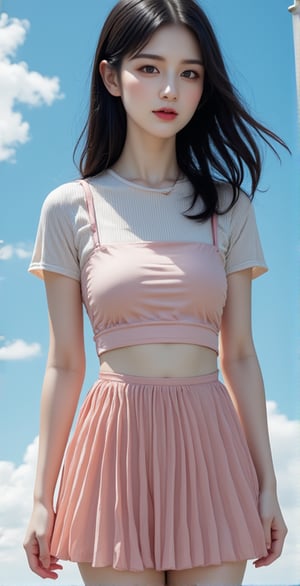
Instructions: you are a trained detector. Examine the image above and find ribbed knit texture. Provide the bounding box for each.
[29,170,267,281]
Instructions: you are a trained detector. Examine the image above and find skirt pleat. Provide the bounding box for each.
[50,371,267,570]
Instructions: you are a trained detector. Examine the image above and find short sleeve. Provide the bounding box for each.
[29,186,81,281]
[225,192,268,279]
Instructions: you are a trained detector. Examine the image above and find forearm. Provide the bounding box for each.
[220,353,276,490]
[33,364,85,506]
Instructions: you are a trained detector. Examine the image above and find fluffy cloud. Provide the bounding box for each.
[0,438,81,585]
[0,339,41,360]
[0,403,299,586]
[244,402,300,585]
[0,243,32,260]
[0,13,63,162]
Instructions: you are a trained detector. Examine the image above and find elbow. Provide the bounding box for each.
[219,354,232,379]
[48,360,86,381]
[46,348,86,380]
[219,343,257,372]
[45,360,86,393]
[219,349,260,386]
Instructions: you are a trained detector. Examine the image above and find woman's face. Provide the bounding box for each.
[106,24,204,141]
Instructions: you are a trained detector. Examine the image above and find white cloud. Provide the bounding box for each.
[0,13,28,60]
[0,438,82,585]
[0,244,14,260]
[0,13,63,162]
[0,339,41,360]
[244,401,300,585]
[0,404,299,585]
[0,243,32,260]
[15,246,32,259]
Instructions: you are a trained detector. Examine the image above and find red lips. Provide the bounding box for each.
[153,108,178,120]
[153,108,178,114]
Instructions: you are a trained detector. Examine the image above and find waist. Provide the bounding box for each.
[98,369,219,386]
[95,321,219,357]
[100,343,218,377]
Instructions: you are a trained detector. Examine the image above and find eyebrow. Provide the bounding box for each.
[131,52,203,66]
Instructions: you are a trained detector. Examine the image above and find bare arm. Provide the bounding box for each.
[219,269,287,567]
[24,272,85,578]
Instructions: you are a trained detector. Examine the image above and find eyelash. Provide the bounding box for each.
[139,66,199,79]
[181,70,199,79]
[140,65,158,74]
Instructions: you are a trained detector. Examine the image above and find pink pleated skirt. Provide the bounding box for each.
[50,371,267,570]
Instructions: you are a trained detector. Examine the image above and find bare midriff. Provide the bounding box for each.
[100,344,218,377]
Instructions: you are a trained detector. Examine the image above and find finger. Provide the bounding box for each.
[23,538,42,572]
[253,528,286,567]
[32,565,60,579]
[36,534,51,569]
[261,517,272,551]
[254,550,280,568]
[26,539,63,578]
[26,549,62,579]
[24,537,61,579]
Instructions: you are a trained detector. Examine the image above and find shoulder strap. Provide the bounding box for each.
[211,214,218,249]
[78,179,100,248]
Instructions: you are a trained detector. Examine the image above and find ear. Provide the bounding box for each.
[99,60,121,97]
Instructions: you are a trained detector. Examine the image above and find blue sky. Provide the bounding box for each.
[0,1,299,585]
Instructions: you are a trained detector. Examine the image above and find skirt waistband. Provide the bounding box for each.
[98,370,219,386]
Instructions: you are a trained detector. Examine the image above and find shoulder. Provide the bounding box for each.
[38,181,90,233]
[29,180,94,281]
[216,182,252,218]
[216,182,257,239]
[41,180,85,214]
[214,183,267,278]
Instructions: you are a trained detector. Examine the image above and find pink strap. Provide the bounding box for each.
[79,179,100,248]
[211,214,218,249]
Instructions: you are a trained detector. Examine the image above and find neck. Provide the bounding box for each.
[113,126,180,187]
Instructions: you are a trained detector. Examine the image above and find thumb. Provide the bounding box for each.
[37,535,50,569]
[262,517,272,551]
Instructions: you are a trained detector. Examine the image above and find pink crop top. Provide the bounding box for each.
[80,180,227,356]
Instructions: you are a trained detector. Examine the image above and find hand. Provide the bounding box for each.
[23,502,63,579]
[253,489,288,568]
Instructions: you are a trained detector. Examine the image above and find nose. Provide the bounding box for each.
[160,75,178,101]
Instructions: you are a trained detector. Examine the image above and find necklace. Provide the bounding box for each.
[159,172,182,195]
[111,167,183,195]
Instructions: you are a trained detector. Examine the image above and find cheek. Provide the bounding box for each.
[187,84,204,110]
[121,72,147,103]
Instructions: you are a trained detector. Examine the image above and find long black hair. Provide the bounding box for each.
[75,0,288,220]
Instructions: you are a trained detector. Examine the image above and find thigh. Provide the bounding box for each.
[167,561,246,586]
[78,563,166,586]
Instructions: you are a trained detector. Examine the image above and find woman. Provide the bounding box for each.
[23,1,288,585]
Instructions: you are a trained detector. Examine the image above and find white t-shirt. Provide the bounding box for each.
[29,170,268,281]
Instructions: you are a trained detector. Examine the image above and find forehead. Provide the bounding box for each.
[134,24,202,59]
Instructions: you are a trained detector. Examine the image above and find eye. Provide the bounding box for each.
[139,65,159,74]
[181,70,199,79]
